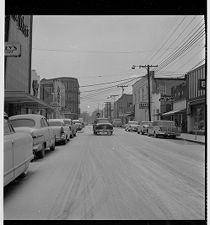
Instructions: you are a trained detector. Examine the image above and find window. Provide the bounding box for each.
[10,119,35,128]
[4,119,11,135]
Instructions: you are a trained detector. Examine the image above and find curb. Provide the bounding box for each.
[177,137,205,145]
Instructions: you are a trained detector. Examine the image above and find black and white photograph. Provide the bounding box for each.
[3,1,207,223]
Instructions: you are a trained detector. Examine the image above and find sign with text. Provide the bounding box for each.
[139,102,148,109]
[199,79,205,89]
[5,43,21,57]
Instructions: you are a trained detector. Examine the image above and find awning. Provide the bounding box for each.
[162,108,186,116]
[4,91,56,112]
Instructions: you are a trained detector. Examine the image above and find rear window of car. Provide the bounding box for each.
[97,119,109,123]
[142,122,152,126]
[153,121,175,126]
[48,121,63,126]
[64,120,70,125]
[10,119,35,128]
[128,121,138,125]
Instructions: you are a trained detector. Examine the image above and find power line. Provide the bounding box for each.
[155,26,205,72]
[150,16,199,64]
[146,16,187,64]
[80,77,137,88]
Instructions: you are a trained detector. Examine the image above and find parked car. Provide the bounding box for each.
[93,118,113,135]
[147,120,181,138]
[112,118,122,127]
[48,119,71,144]
[10,114,56,159]
[137,121,153,135]
[125,121,139,132]
[4,113,34,186]
[73,120,83,131]
[63,118,77,137]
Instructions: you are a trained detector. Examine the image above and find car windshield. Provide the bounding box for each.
[64,120,70,125]
[153,121,175,126]
[10,119,35,128]
[142,122,152,126]
[97,119,109,123]
[128,121,138,125]
[48,121,63,126]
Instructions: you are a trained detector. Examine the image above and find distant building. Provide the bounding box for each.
[186,64,205,134]
[114,94,133,124]
[132,71,185,122]
[40,77,80,119]
[104,102,112,120]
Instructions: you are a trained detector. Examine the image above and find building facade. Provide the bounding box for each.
[186,64,205,134]
[40,77,80,119]
[114,94,133,124]
[4,15,55,117]
[132,72,185,122]
[162,82,187,132]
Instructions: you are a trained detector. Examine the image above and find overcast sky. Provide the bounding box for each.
[31,15,205,114]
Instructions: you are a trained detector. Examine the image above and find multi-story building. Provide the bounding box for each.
[186,64,206,134]
[162,82,187,132]
[104,102,112,120]
[4,15,55,117]
[132,71,185,122]
[40,78,66,118]
[40,77,80,119]
[113,94,133,124]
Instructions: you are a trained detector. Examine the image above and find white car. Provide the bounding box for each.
[147,120,181,138]
[137,121,152,135]
[10,114,56,159]
[63,119,77,137]
[48,119,71,144]
[125,121,139,132]
[4,113,34,186]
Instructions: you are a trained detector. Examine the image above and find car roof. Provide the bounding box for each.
[10,114,45,120]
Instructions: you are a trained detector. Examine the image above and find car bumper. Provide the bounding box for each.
[95,129,113,133]
[159,132,180,136]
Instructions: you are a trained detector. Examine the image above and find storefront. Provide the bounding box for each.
[186,64,205,135]
[5,91,56,118]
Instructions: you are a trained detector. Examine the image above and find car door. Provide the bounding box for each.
[40,118,50,148]
[4,118,14,186]
[11,122,33,178]
[43,118,54,146]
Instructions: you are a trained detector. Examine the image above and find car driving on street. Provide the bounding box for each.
[10,114,56,159]
[93,117,113,135]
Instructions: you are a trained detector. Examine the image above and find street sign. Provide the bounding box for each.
[5,43,21,57]
[139,102,148,109]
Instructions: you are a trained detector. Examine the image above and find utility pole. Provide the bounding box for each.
[132,64,158,121]
[117,85,128,96]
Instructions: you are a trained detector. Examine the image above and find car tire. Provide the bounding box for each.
[154,132,158,138]
[19,163,29,178]
[137,131,140,134]
[172,135,176,139]
[50,138,56,151]
[37,144,45,158]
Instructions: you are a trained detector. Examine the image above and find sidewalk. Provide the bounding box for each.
[177,133,206,145]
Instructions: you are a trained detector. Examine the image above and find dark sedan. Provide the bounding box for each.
[93,118,113,135]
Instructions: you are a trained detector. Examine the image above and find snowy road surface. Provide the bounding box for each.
[4,126,205,220]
